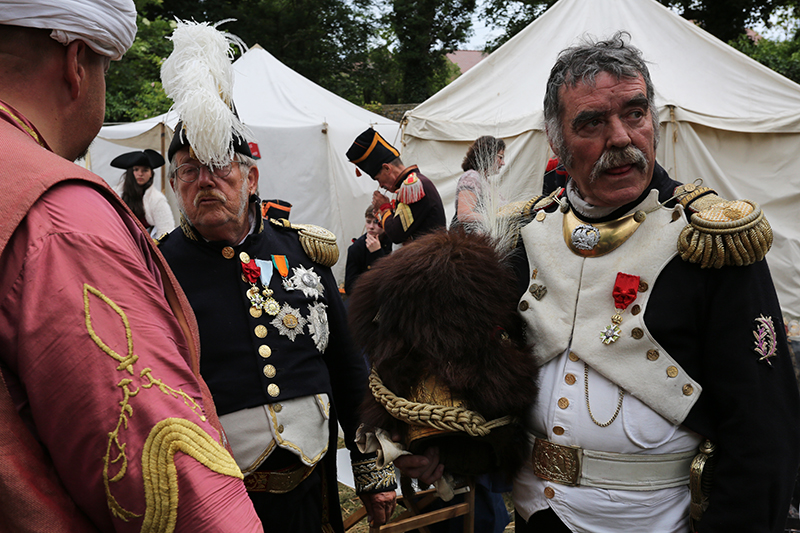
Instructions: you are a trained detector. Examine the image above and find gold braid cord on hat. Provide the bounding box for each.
[368,368,513,438]
[676,185,772,268]
[269,219,339,267]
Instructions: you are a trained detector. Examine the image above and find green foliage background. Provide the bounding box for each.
[105,0,800,123]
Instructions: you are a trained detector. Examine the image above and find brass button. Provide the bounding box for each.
[263,364,276,378]
[557,398,569,409]
[544,487,555,499]
[646,349,659,361]
[250,306,263,318]
[552,426,565,436]
[631,327,644,339]
[259,345,272,358]
[267,384,280,397]
[529,284,547,300]
[631,304,641,315]
[568,352,579,362]
[222,246,235,259]
[273,403,282,413]
[638,280,649,292]
[684,183,696,192]
[277,424,284,434]
[519,300,529,311]
[239,251,251,263]
[683,384,694,396]
[255,325,268,338]
[536,211,546,222]
[667,366,679,378]
[564,373,576,385]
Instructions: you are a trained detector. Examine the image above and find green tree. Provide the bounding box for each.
[730,34,800,84]
[106,16,175,122]
[655,0,790,44]
[144,0,377,105]
[479,0,800,52]
[388,0,477,103]
[480,0,555,52]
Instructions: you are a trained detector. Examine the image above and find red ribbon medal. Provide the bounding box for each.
[600,272,640,345]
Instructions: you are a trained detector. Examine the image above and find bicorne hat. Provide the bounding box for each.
[110,149,165,170]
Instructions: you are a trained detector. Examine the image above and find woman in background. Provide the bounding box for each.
[451,135,506,229]
[111,149,175,238]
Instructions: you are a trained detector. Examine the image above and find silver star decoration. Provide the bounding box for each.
[270,303,307,341]
[307,302,330,352]
[287,265,324,299]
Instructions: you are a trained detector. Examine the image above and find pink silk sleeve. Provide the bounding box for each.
[0,183,261,532]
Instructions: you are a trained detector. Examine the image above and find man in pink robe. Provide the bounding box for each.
[0,2,262,531]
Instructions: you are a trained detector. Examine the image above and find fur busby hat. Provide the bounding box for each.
[346,128,400,179]
[110,149,165,170]
[348,229,539,478]
[161,20,252,167]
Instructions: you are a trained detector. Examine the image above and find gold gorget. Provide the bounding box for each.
[562,207,645,257]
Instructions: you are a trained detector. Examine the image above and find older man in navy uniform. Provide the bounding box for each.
[347,128,445,244]
[159,126,397,531]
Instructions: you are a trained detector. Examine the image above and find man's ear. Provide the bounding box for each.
[248,165,259,195]
[545,126,560,157]
[63,40,88,100]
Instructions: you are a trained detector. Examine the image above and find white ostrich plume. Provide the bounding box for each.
[161,19,248,168]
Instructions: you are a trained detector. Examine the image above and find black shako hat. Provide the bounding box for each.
[167,120,253,163]
[110,149,166,170]
[346,128,400,179]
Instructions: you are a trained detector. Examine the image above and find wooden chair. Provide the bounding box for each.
[344,481,475,533]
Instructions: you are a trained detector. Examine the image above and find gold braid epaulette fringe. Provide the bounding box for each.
[368,368,512,437]
[351,456,397,494]
[270,219,339,267]
[676,185,772,268]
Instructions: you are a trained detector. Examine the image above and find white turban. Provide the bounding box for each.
[0,0,137,60]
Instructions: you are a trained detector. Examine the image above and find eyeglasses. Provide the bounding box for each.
[174,161,241,183]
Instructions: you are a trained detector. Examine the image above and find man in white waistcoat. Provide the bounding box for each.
[397,31,800,533]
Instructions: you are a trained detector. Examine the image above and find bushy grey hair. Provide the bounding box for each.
[543,31,660,162]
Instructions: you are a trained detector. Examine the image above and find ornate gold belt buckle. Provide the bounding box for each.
[532,438,582,487]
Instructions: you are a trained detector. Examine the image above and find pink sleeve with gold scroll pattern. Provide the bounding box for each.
[0,182,262,533]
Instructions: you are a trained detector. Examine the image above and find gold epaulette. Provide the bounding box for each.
[155,232,170,246]
[676,184,772,268]
[270,218,339,267]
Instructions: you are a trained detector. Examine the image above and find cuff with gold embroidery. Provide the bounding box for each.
[352,455,397,494]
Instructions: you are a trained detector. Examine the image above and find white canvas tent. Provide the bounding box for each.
[402,0,800,319]
[87,45,399,280]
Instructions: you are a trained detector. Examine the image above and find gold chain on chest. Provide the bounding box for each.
[584,363,624,427]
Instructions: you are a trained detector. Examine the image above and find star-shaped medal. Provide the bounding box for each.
[270,303,307,341]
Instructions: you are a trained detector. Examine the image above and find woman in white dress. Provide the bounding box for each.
[451,136,505,229]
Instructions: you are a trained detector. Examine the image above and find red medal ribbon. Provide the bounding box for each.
[612,272,640,310]
[272,255,289,278]
[241,260,261,284]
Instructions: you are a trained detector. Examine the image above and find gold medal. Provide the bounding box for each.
[264,297,280,316]
[250,306,263,318]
